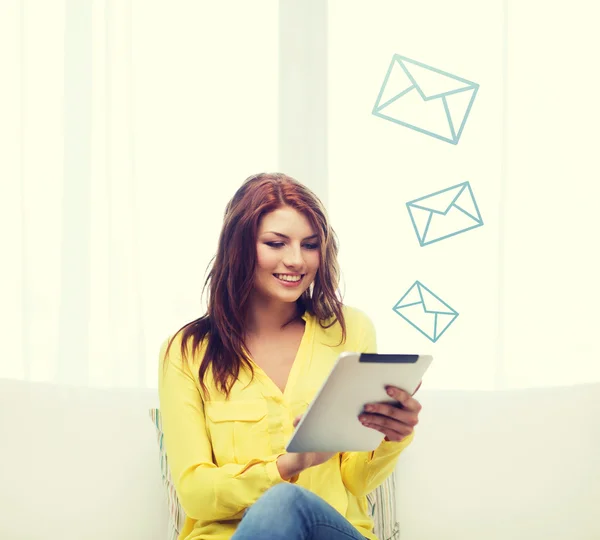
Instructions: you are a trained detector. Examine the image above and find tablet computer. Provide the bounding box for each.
[285,352,433,453]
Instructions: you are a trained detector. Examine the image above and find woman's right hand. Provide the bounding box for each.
[276,415,337,480]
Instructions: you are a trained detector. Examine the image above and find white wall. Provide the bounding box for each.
[327,0,600,390]
[2,0,598,392]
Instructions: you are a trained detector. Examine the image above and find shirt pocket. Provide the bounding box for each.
[205,399,272,466]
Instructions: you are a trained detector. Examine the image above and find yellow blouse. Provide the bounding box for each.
[158,305,414,540]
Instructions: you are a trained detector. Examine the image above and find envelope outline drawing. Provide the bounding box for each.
[406,181,484,247]
[392,281,459,343]
[372,54,480,144]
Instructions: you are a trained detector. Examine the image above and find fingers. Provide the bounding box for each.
[362,402,419,427]
[359,408,417,433]
[360,414,414,441]
[385,385,422,413]
[358,385,422,441]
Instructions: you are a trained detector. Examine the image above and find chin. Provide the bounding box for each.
[262,287,307,306]
[272,289,305,303]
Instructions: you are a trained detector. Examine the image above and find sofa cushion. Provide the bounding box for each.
[0,378,167,540]
[3,377,598,540]
[395,383,600,540]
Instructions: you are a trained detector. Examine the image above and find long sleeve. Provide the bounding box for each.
[340,309,416,497]
[340,433,415,497]
[158,337,292,522]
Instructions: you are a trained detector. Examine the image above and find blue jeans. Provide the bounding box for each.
[231,483,368,540]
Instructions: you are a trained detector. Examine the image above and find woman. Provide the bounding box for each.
[159,172,422,540]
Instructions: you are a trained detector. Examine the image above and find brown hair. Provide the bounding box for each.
[164,172,346,397]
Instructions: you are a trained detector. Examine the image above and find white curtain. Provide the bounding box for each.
[0,0,279,388]
[3,0,598,392]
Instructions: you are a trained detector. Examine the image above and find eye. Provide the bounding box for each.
[303,243,319,250]
[265,241,284,248]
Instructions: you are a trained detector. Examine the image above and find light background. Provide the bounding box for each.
[328,0,600,390]
[0,0,598,391]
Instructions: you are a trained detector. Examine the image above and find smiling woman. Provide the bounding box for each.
[158,172,420,540]
[255,207,321,298]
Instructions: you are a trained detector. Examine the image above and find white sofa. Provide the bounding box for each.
[1,377,598,540]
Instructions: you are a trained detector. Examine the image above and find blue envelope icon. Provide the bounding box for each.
[372,54,479,144]
[406,181,484,247]
[393,281,458,343]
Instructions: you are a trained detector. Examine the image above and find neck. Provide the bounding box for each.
[245,294,301,336]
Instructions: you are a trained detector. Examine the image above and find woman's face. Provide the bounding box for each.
[253,206,321,305]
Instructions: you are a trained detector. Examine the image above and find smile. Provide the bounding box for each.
[273,273,304,285]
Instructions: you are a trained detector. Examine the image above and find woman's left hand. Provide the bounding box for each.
[358,384,423,443]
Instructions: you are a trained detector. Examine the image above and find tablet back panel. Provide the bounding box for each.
[286,352,432,453]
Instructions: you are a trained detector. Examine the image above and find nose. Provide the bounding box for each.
[283,244,304,269]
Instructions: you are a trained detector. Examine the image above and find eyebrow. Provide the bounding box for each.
[264,231,319,241]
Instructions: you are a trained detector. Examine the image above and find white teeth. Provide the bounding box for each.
[275,274,301,282]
